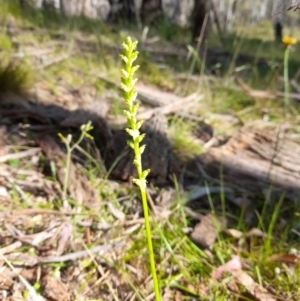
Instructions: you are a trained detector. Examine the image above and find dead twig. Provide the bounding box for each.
[287,2,300,11]
[5,222,61,247]
[39,240,124,263]
[36,51,78,70]
[0,241,23,255]
[5,241,124,267]
[4,176,31,204]
[0,148,40,163]
[0,208,100,218]
[13,48,55,58]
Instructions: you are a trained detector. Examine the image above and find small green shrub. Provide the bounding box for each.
[0,57,32,94]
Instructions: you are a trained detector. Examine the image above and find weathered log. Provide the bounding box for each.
[197,124,300,199]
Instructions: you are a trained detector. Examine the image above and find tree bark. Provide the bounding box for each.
[140,0,163,23]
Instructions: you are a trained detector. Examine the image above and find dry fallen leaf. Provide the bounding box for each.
[190,213,227,249]
[41,275,70,301]
[214,255,242,280]
[0,273,14,291]
[246,228,267,239]
[231,270,276,301]
[268,254,300,265]
[226,228,243,239]
[106,202,125,221]
[214,255,277,301]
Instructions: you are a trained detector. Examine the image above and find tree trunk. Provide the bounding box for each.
[192,0,211,43]
[272,0,284,42]
[60,0,77,16]
[140,0,163,23]
[171,0,180,21]
[107,0,136,22]
[224,0,236,32]
[274,21,283,42]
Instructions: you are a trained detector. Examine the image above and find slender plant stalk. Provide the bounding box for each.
[58,122,93,208]
[120,37,161,301]
[63,139,72,203]
[283,45,291,109]
[265,192,285,255]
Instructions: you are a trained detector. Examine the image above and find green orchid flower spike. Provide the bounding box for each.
[120,36,161,301]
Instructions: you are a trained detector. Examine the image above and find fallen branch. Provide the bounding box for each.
[236,76,300,101]
[69,67,198,108]
[236,77,276,99]
[110,92,203,126]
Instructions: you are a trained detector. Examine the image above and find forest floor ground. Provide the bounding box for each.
[0,2,299,301]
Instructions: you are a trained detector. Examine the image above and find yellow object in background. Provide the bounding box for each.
[282,37,297,46]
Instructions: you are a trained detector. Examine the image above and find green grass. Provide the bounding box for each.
[168,117,204,161]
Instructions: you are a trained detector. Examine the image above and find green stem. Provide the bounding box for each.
[62,128,91,207]
[284,45,290,109]
[63,144,71,205]
[140,188,161,300]
[133,144,160,301]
